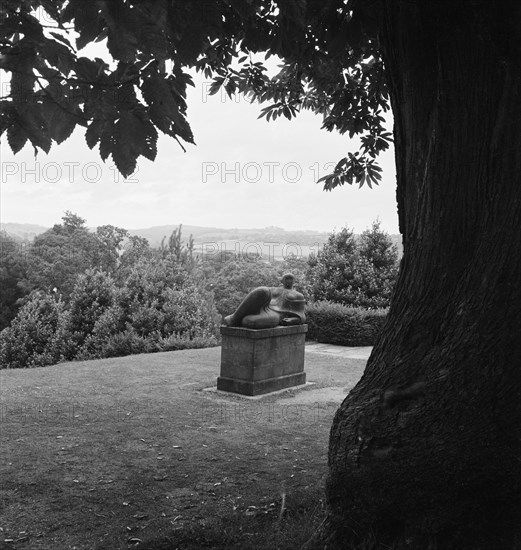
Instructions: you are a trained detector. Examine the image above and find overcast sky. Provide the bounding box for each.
[1,70,399,234]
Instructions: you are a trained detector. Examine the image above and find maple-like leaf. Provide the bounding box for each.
[42,101,79,144]
[7,123,28,154]
[111,112,142,177]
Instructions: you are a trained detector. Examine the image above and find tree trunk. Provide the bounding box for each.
[324,2,521,548]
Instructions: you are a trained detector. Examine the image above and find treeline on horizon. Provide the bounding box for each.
[0,211,400,369]
[0,221,403,253]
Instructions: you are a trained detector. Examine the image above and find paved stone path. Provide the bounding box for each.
[305,342,373,360]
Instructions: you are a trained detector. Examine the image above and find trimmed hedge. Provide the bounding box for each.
[78,329,220,360]
[306,300,388,347]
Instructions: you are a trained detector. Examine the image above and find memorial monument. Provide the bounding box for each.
[217,273,308,396]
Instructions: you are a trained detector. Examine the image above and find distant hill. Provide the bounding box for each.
[0,222,48,241]
[1,222,402,258]
[128,224,333,259]
[128,224,330,247]
[130,224,403,258]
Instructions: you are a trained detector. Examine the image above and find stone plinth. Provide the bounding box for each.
[217,324,307,396]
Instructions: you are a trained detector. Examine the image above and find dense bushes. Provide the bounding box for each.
[80,258,220,359]
[203,257,284,316]
[67,269,117,355]
[306,301,388,346]
[0,292,70,368]
[84,329,219,359]
[307,221,399,309]
[0,214,400,368]
[0,232,27,330]
[0,261,221,368]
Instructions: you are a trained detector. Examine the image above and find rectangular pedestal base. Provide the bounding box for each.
[217,372,306,396]
[218,324,307,396]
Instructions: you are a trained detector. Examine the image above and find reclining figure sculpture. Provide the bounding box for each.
[223,273,306,329]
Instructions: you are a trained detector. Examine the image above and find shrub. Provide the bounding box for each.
[78,302,127,358]
[306,300,388,347]
[120,258,221,339]
[157,332,220,352]
[307,221,399,309]
[68,269,117,356]
[0,231,28,330]
[94,328,156,358]
[78,259,221,360]
[0,291,69,368]
[87,328,220,359]
[0,248,223,367]
[205,258,284,316]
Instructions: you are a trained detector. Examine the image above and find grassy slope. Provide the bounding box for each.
[0,348,366,550]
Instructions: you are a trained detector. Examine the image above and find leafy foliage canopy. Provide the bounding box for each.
[1,0,390,187]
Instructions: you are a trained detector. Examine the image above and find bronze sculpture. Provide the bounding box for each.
[223,273,306,329]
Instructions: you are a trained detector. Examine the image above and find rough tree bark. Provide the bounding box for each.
[323,2,521,548]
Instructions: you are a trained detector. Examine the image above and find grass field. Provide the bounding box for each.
[0,347,366,550]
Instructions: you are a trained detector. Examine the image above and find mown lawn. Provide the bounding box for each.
[0,347,366,550]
